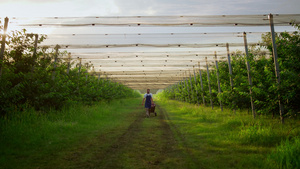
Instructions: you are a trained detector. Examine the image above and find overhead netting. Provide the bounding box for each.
[8,14,300,27]
[3,14,300,89]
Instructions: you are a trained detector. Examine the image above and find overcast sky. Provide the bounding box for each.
[0,0,299,17]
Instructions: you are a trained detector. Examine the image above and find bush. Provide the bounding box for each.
[0,28,140,116]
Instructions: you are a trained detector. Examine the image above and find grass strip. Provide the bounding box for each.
[155,96,300,169]
[0,98,142,169]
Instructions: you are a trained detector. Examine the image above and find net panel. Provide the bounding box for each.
[2,14,298,89]
[8,14,300,27]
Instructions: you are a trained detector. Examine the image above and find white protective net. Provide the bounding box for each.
[3,14,300,89]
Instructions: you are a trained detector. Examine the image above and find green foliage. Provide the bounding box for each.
[163,24,300,118]
[267,137,300,169]
[0,28,140,116]
[261,26,300,117]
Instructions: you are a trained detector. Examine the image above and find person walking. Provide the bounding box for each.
[142,89,154,118]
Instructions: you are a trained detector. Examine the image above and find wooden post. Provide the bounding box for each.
[198,62,205,106]
[107,74,110,85]
[52,45,60,81]
[92,66,95,76]
[226,43,236,113]
[193,67,199,106]
[183,73,185,101]
[67,53,71,74]
[180,79,184,102]
[78,57,82,75]
[189,70,194,103]
[176,80,179,101]
[243,32,256,118]
[176,81,179,101]
[0,17,9,77]
[206,57,213,109]
[215,52,223,111]
[177,81,181,101]
[31,34,39,72]
[226,43,234,88]
[178,81,181,101]
[97,72,101,91]
[184,73,187,102]
[186,71,190,103]
[85,62,89,81]
[32,34,38,59]
[269,14,284,123]
[77,57,82,91]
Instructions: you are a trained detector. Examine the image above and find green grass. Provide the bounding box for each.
[155,96,300,169]
[267,137,300,169]
[97,109,191,169]
[1,96,299,169]
[0,98,142,169]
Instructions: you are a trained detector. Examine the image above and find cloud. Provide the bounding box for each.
[112,0,236,15]
[112,0,300,16]
[0,0,120,17]
[0,0,299,18]
[0,0,64,4]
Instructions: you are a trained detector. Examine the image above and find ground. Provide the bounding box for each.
[38,105,196,169]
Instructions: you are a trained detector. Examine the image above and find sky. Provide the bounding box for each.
[0,0,299,17]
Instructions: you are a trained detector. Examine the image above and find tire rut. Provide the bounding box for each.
[157,105,203,168]
[92,104,192,168]
[90,112,145,168]
[59,105,199,168]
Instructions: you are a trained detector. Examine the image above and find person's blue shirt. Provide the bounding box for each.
[144,93,153,108]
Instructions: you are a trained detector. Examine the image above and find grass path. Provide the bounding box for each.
[91,105,191,169]
[58,105,195,169]
[23,101,196,169]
